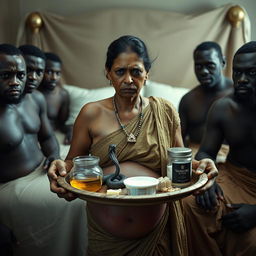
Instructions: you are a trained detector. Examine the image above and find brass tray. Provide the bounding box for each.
[57,173,208,206]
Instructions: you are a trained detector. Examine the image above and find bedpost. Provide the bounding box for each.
[227,5,245,28]
[26,12,43,34]
[225,5,246,79]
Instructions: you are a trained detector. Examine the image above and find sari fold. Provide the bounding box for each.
[183,161,256,256]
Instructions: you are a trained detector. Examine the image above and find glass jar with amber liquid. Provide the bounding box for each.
[69,156,103,192]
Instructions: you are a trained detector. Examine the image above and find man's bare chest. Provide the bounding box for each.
[0,107,41,151]
[223,114,256,147]
[45,93,62,119]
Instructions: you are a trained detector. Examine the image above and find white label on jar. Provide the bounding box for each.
[167,165,173,180]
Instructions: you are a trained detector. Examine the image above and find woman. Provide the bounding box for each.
[48,35,218,256]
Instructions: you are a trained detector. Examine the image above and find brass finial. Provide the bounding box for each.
[227,5,245,28]
[26,12,43,34]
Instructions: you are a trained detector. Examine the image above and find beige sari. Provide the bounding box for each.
[89,97,187,256]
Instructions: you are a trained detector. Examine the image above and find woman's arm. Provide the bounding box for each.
[47,103,94,200]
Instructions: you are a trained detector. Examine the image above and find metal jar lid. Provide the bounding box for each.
[167,147,192,158]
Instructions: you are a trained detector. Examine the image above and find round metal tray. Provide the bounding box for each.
[57,173,208,206]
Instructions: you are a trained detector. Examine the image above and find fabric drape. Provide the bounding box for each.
[183,161,256,256]
[17,4,250,89]
[0,160,88,256]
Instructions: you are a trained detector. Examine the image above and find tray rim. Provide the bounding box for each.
[57,173,208,206]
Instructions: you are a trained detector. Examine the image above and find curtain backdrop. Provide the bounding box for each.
[17,4,250,89]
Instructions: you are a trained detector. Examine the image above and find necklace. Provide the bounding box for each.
[113,96,143,143]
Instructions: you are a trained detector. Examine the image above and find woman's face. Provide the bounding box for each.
[106,52,148,98]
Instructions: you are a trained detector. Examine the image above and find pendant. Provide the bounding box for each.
[127,133,136,143]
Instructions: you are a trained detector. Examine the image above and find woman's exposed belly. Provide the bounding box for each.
[88,161,166,239]
[88,202,167,239]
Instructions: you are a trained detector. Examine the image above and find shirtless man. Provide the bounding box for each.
[0,44,87,256]
[18,45,61,165]
[18,45,45,95]
[183,41,256,255]
[39,53,72,145]
[179,41,233,146]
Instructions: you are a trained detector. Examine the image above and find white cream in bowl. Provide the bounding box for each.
[123,176,159,195]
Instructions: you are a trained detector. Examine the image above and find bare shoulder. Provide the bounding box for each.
[79,97,112,121]
[212,94,234,108]
[183,85,201,99]
[31,90,47,107]
[179,85,200,106]
[209,95,235,118]
[32,90,45,101]
[59,86,69,96]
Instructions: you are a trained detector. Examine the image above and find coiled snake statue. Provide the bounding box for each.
[103,144,126,189]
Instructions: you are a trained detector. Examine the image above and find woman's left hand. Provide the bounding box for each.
[192,158,218,195]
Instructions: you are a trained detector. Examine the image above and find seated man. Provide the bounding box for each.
[0,44,87,256]
[179,41,233,161]
[38,52,72,145]
[183,41,256,256]
[18,45,68,159]
[18,44,45,96]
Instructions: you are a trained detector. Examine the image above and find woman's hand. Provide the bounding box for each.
[192,158,219,195]
[47,159,77,201]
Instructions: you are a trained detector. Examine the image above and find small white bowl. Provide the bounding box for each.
[123,176,159,196]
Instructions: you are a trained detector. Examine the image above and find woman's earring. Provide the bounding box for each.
[109,80,112,86]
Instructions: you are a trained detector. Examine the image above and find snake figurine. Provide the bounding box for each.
[103,144,126,189]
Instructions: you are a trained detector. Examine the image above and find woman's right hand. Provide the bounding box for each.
[47,159,78,201]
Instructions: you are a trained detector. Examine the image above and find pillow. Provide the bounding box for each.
[144,80,189,110]
[64,84,115,125]
[64,82,181,125]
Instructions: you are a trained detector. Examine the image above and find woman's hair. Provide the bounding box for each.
[105,35,151,72]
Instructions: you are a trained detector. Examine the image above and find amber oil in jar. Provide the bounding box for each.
[70,176,102,192]
[69,156,103,192]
